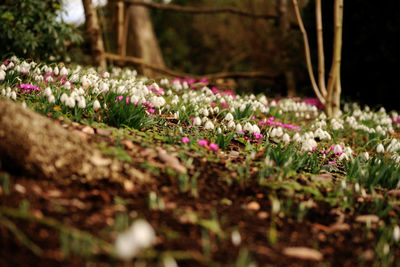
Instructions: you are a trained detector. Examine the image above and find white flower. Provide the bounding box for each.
[293,133,301,143]
[282,133,290,143]
[270,127,283,138]
[264,156,274,167]
[48,95,55,104]
[333,144,343,154]
[66,97,75,108]
[252,125,260,134]
[227,120,236,129]
[78,98,86,109]
[115,219,155,260]
[243,122,253,132]
[0,69,5,80]
[54,66,59,75]
[10,91,17,100]
[193,117,201,126]
[225,112,234,121]
[64,81,71,90]
[235,123,243,132]
[231,230,241,246]
[60,67,68,76]
[393,225,400,242]
[204,120,215,130]
[376,143,385,153]
[60,93,68,103]
[363,152,369,161]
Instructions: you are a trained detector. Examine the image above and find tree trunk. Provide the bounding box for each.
[126,5,165,77]
[82,0,107,69]
[278,0,296,97]
[0,99,145,184]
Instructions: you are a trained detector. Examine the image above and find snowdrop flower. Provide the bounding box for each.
[48,95,56,104]
[376,143,385,153]
[333,144,343,154]
[60,93,68,103]
[81,75,90,87]
[64,81,71,90]
[393,225,400,242]
[54,66,59,75]
[293,133,301,143]
[151,96,166,108]
[243,122,253,132]
[44,87,52,97]
[282,133,290,143]
[225,112,234,121]
[204,120,215,130]
[66,97,75,108]
[10,91,16,100]
[270,127,283,138]
[193,117,201,126]
[217,127,222,134]
[78,98,86,109]
[252,124,260,134]
[0,69,5,80]
[235,123,243,132]
[301,138,317,152]
[363,152,370,161]
[115,219,155,260]
[264,156,274,167]
[227,120,236,129]
[231,230,241,246]
[60,66,68,76]
[45,76,53,83]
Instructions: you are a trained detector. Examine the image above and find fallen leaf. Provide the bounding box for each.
[90,152,112,166]
[355,215,379,224]
[388,189,400,197]
[327,223,350,233]
[95,128,112,136]
[311,173,333,183]
[14,184,26,194]
[158,149,186,174]
[121,139,135,150]
[81,125,94,135]
[283,247,323,261]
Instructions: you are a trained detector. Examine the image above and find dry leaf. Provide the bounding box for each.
[283,247,323,261]
[158,149,186,174]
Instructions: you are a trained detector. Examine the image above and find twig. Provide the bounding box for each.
[113,0,279,20]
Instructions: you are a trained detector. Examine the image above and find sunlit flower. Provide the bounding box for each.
[377,143,385,153]
[115,219,155,260]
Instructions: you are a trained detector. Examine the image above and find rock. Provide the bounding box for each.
[283,247,323,261]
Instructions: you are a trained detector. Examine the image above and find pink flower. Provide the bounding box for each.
[328,161,336,165]
[209,143,218,151]
[198,139,208,147]
[182,137,190,144]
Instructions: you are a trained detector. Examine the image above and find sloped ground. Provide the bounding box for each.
[1,116,399,266]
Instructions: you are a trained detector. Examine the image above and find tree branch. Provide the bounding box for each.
[292,0,325,104]
[113,0,279,20]
[104,53,277,80]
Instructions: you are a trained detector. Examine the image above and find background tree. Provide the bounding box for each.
[0,0,82,61]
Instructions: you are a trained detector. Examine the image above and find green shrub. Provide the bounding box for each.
[0,0,82,60]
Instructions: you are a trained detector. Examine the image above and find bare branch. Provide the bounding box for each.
[292,0,325,104]
[113,0,279,20]
[315,0,327,97]
[104,53,277,80]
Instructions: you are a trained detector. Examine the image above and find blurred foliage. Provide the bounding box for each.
[150,0,306,95]
[0,0,82,61]
[303,0,400,110]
